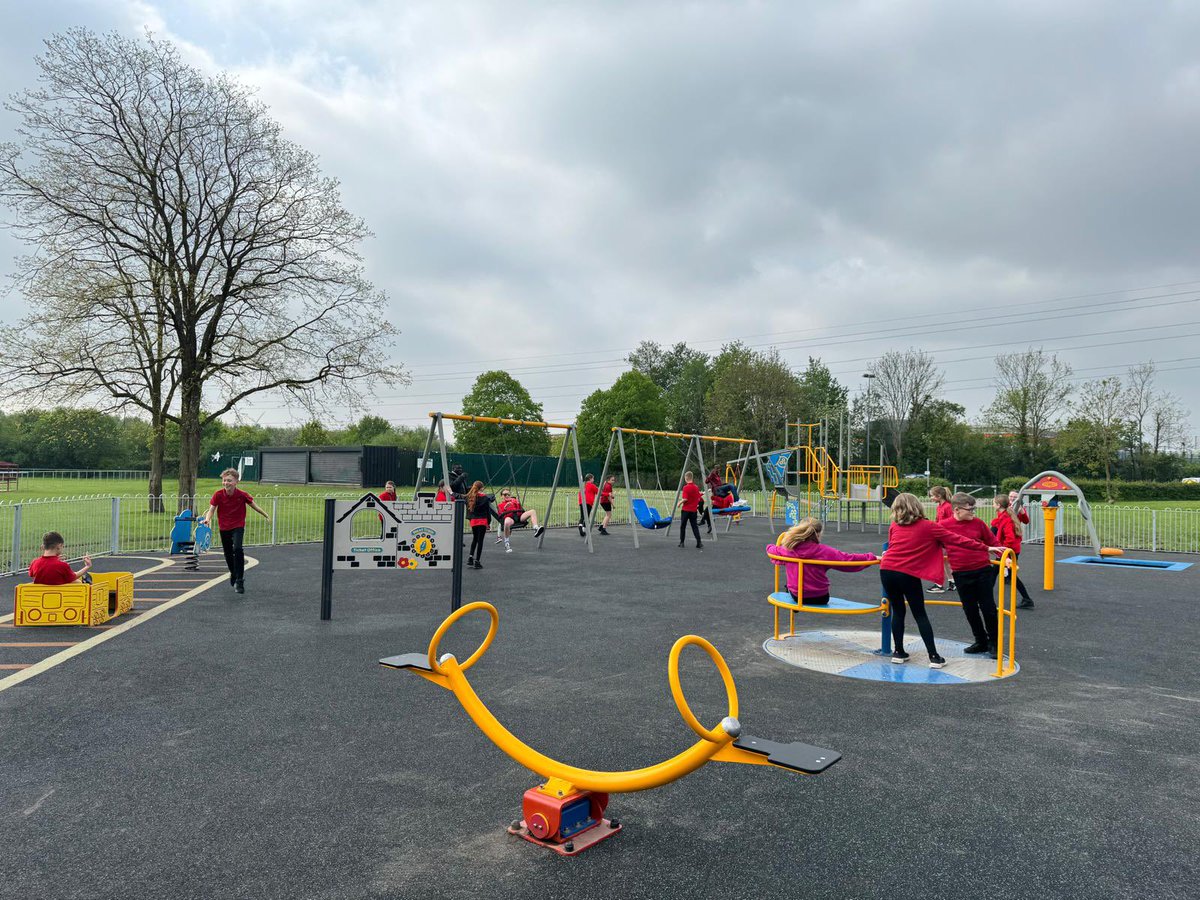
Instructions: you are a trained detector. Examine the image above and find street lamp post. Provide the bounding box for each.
[862,372,875,466]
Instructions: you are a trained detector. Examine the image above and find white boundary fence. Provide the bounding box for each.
[2,491,1198,577]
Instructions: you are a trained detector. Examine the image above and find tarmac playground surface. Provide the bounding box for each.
[2,517,1197,900]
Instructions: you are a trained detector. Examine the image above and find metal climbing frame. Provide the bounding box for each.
[415,413,596,554]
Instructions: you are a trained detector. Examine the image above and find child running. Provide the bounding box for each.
[201,469,270,595]
[941,493,1003,657]
[880,492,1002,668]
[993,493,1035,609]
[767,518,877,604]
[927,485,956,593]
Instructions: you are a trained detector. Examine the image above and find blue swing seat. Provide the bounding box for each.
[632,498,673,529]
[714,503,752,516]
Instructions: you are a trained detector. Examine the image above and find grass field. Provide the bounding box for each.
[3,477,1199,573]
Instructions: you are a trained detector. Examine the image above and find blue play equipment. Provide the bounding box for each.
[714,503,752,516]
[194,522,213,553]
[631,498,673,529]
[170,510,196,554]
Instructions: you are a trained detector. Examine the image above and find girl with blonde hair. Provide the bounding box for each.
[880,493,1002,668]
[766,518,877,605]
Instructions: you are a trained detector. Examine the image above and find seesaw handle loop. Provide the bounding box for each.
[668,635,740,743]
[428,601,499,675]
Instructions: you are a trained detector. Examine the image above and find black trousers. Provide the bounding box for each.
[954,566,999,645]
[578,503,593,526]
[678,510,702,546]
[698,504,712,530]
[880,569,938,655]
[469,524,487,561]
[219,527,245,583]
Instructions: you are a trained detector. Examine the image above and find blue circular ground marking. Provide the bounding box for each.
[764,629,1019,684]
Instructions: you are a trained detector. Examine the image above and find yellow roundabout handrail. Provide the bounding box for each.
[381,601,838,797]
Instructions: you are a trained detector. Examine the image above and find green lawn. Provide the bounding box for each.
[0,476,363,502]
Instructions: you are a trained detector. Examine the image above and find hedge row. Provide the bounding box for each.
[998,477,1200,502]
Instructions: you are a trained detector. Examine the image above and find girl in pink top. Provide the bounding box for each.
[767,518,877,604]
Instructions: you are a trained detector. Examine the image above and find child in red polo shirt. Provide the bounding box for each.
[577,474,599,537]
[598,476,615,535]
[201,468,270,595]
[675,471,703,550]
[29,531,92,585]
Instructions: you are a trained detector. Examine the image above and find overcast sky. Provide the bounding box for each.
[2,1,1200,445]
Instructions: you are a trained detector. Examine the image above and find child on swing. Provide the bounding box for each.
[766,518,878,605]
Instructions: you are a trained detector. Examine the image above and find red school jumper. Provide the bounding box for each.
[938,517,996,572]
[578,482,599,506]
[680,482,702,512]
[991,513,1022,555]
[881,520,991,584]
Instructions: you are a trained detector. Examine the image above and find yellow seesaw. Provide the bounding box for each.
[380,601,840,856]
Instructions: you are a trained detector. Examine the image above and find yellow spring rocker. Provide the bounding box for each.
[14,573,134,627]
[381,601,841,856]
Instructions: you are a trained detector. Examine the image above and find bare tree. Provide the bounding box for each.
[0,30,404,504]
[1150,393,1190,456]
[871,348,944,467]
[1124,362,1157,477]
[0,257,179,510]
[1073,377,1128,500]
[985,348,1073,469]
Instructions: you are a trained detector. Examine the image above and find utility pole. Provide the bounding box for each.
[862,372,875,466]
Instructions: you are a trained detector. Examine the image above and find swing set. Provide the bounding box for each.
[591,427,771,548]
[415,412,597,554]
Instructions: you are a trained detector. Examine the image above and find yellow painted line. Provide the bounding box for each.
[0,556,173,625]
[0,556,257,693]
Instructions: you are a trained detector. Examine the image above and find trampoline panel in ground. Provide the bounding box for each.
[763,629,1019,684]
[1060,555,1192,571]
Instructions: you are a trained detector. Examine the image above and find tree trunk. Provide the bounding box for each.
[148,416,166,514]
[177,383,202,513]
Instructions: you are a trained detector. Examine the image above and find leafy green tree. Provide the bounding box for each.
[795,358,848,423]
[345,414,392,445]
[575,371,667,459]
[296,420,334,446]
[664,357,713,434]
[457,371,550,455]
[704,343,803,450]
[628,341,710,391]
[20,408,122,469]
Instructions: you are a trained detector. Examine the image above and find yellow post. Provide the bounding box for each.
[1043,505,1057,591]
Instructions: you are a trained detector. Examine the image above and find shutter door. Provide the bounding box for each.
[309,450,361,484]
[260,451,309,484]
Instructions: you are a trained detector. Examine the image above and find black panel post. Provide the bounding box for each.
[451,498,465,612]
[320,498,336,621]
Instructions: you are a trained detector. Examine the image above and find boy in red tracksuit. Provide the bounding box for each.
[577,474,599,537]
[940,493,1002,656]
[676,472,703,549]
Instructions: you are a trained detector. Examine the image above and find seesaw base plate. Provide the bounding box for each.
[507,819,622,856]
